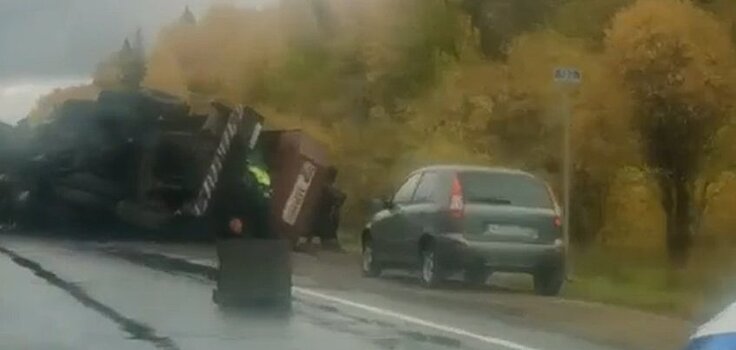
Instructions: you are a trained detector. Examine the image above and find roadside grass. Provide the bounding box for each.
[566,246,736,320]
[565,266,695,316]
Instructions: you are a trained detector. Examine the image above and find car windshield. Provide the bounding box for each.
[460,171,553,209]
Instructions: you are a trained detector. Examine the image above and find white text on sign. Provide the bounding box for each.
[554,68,582,83]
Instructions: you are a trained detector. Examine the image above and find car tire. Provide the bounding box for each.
[533,265,564,296]
[361,238,382,277]
[420,245,443,288]
[464,267,490,287]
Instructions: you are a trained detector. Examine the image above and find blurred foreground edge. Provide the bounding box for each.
[686,301,736,350]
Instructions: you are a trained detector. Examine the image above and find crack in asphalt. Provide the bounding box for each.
[103,247,217,282]
[0,245,181,350]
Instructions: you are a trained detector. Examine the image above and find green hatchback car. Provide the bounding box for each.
[361,165,565,296]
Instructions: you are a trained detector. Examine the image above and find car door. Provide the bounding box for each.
[396,171,442,264]
[373,173,420,263]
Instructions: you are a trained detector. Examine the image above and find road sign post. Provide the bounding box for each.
[554,67,581,280]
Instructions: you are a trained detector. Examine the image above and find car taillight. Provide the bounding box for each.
[554,216,562,229]
[449,174,464,218]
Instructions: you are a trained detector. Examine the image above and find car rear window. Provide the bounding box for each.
[459,171,553,209]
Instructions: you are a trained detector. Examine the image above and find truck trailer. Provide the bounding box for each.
[0,88,336,308]
[0,88,331,243]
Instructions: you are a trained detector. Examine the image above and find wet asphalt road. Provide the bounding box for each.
[0,236,437,350]
[0,234,689,350]
[0,247,157,350]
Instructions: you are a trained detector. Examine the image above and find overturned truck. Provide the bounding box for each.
[1,89,331,243]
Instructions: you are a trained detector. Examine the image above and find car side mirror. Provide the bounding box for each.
[370,198,392,212]
[382,197,395,210]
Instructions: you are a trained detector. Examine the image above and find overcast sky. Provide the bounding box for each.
[0,0,274,79]
[0,0,274,124]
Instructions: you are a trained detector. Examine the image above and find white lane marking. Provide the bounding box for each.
[293,287,541,350]
[132,251,539,350]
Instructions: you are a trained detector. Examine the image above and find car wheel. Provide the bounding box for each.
[361,239,381,277]
[420,245,442,288]
[464,267,489,287]
[212,289,221,305]
[533,265,564,296]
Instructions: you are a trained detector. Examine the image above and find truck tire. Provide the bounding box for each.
[215,239,292,310]
[269,293,293,315]
[213,283,292,313]
[464,267,490,287]
[533,265,564,296]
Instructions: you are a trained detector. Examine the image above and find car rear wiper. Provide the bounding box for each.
[468,197,512,205]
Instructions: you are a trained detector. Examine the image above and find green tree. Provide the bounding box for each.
[461,0,561,58]
[180,6,197,25]
[550,0,633,45]
[93,38,147,90]
[118,38,146,89]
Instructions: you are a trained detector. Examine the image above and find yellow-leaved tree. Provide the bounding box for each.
[605,0,736,265]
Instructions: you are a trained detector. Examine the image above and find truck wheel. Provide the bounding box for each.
[271,295,293,315]
[420,245,443,288]
[361,238,381,277]
[533,265,564,296]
